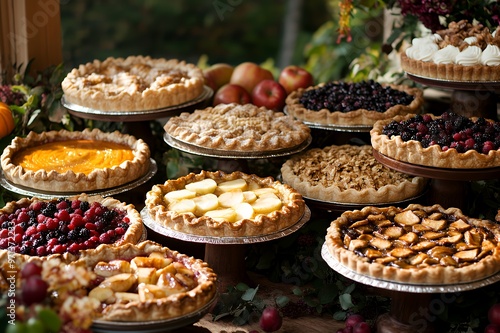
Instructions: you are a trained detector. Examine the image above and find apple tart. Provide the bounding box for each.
[62,55,205,111]
[163,103,311,152]
[1,128,151,192]
[281,145,427,204]
[326,204,500,285]
[145,170,306,237]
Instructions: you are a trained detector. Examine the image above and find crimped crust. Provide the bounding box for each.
[1,128,151,192]
[325,204,500,285]
[163,103,311,151]
[75,240,217,321]
[145,170,306,237]
[401,53,500,81]
[281,145,427,204]
[285,83,424,126]
[62,55,205,111]
[0,194,144,273]
[370,114,500,169]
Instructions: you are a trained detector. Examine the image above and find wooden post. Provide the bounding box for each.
[0,0,62,80]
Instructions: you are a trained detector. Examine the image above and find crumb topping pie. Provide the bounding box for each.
[285,80,424,126]
[326,204,500,284]
[1,128,151,192]
[163,103,311,152]
[145,170,306,237]
[62,55,205,111]
[281,145,427,204]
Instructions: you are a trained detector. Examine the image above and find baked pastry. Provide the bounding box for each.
[371,112,500,168]
[1,128,151,192]
[325,204,500,284]
[163,103,311,152]
[285,80,423,126]
[75,241,217,321]
[62,55,205,111]
[0,194,144,268]
[281,145,427,204]
[401,20,500,81]
[145,170,306,237]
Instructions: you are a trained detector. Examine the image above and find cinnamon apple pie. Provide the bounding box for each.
[1,128,151,192]
[163,103,311,152]
[62,55,205,111]
[145,170,306,237]
[326,204,500,284]
[285,80,424,126]
[281,145,427,204]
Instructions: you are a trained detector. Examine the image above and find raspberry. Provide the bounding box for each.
[99,233,111,244]
[46,218,59,230]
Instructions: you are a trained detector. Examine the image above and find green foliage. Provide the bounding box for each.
[212,283,266,325]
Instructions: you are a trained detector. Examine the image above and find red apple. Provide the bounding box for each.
[485,324,500,333]
[213,83,252,105]
[203,63,234,91]
[230,62,274,94]
[278,65,314,95]
[251,79,287,111]
[489,304,500,326]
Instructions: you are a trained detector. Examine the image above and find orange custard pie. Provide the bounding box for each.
[1,129,150,192]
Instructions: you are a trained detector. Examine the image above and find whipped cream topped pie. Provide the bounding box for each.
[163,103,311,152]
[62,55,205,111]
[281,145,427,204]
[1,128,150,192]
[145,170,306,237]
[326,204,500,284]
[371,112,500,168]
[401,20,500,81]
[285,80,423,126]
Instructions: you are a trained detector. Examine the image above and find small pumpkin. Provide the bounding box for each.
[0,102,15,139]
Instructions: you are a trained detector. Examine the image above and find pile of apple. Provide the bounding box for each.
[203,62,314,112]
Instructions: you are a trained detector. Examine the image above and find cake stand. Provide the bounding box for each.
[372,149,500,210]
[141,206,311,290]
[406,73,500,120]
[321,243,500,333]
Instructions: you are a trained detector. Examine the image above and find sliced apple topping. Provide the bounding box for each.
[218,191,244,208]
[193,193,219,215]
[217,178,248,193]
[164,189,197,203]
[185,178,218,194]
[204,208,238,223]
[251,196,282,215]
[169,199,196,214]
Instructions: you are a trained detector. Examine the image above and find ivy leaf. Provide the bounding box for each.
[339,293,354,310]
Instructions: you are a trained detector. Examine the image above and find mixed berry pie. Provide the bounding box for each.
[285,80,423,126]
[281,145,427,204]
[62,55,205,111]
[1,128,151,192]
[145,170,306,237]
[371,112,500,168]
[163,103,311,152]
[326,204,500,284]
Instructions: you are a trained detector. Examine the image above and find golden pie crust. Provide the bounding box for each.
[62,55,205,111]
[163,103,311,151]
[1,128,151,192]
[325,204,500,284]
[370,114,500,169]
[281,145,427,204]
[75,240,217,322]
[285,83,423,126]
[145,170,306,237]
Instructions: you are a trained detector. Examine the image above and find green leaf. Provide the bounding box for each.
[235,282,249,292]
[339,293,354,310]
[275,295,289,308]
[241,286,259,302]
[333,311,347,321]
[292,286,303,296]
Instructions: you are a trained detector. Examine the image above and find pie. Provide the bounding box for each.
[401,20,500,81]
[163,103,311,152]
[370,112,500,168]
[145,170,306,237]
[62,55,205,111]
[75,240,217,321]
[1,128,151,192]
[284,80,424,126]
[281,145,427,204]
[325,204,500,284]
[0,194,144,269]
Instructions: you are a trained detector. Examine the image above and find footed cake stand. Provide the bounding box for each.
[321,243,500,333]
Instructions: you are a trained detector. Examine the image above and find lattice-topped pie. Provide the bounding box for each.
[285,80,423,126]
[281,145,427,204]
[163,103,311,152]
[62,55,205,111]
[326,204,500,284]
[145,170,306,237]
[1,128,150,192]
